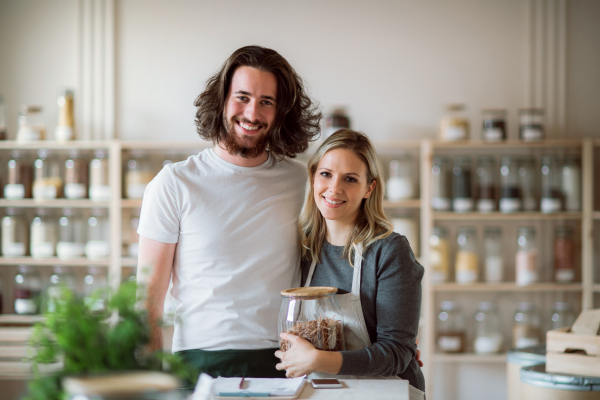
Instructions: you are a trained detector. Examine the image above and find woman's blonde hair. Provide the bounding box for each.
[299,129,394,266]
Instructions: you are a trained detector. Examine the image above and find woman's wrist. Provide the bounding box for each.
[313,350,343,375]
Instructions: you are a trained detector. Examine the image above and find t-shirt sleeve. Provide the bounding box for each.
[137,165,181,244]
[338,235,424,378]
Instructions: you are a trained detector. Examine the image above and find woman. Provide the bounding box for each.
[274,129,425,397]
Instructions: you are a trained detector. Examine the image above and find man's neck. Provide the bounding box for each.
[213,142,269,167]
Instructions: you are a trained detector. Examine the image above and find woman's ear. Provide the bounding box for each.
[364,179,376,199]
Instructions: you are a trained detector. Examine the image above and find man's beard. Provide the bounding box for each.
[222,116,270,159]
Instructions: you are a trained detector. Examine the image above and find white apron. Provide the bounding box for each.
[304,246,425,400]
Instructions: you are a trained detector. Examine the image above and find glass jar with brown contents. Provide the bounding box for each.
[5,150,33,199]
[437,301,466,353]
[513,302,542,348]
[125,151,155,199]
[554,226,575,283]
[89,149,110,201]
[33,150,63,199]
[64,150,89,199]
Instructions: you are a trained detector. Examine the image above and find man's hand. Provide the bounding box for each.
[416,338,423,368]
[275,333,321,378]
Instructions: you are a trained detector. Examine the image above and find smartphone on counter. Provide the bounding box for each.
[311,379,342,389]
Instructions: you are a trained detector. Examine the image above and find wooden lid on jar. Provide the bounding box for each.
[281,287,338,298]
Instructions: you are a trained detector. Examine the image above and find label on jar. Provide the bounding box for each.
[555,269,575,283]
[128,242,140,258]
[89,185,111,201]
[516,250,538,286]
[438,336,462,352]
[85,241,110,259]
[483,128,503,142]
[17,126,43,141]
[499,198,522,213]
[540,198,562,213]
[522,197,537,211]
[456,251,478,284]
[126,184,147,199]
[431,197,451,211]
[444,126,467,141]
[522,128,543,141]
[33,185,57,199]
[2,242,26,257]
[516,337,539,349]
[485,256,503,283]
[31,242,55,257]
[452,198,474,213]
[475,336,503,354]
[15,298,37,314]
[476,199,495,213]
[64,183,87,199]
[4,184,25,199]
[57,242,86,259]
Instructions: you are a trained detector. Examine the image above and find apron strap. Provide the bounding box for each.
[304,257,318,287]
[350,244,363,296]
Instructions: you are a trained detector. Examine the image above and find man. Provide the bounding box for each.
[137,45,321,380]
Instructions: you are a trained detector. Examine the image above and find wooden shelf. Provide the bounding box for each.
[433,353,507,363]
[0,257,110,266]
[121,199,143,208]
[432,139,583,149]
[0,140,113,150]
[0,199,109,208]
[0,315,43,325]
[433,283,583,292]
[433,211,582,221]
[121,140,212,150]
[383,199,421,208]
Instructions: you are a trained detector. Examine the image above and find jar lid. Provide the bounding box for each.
[481,108,507,115]
[445,103,465,112]
[281,287,338,298]
[20,105,43,114]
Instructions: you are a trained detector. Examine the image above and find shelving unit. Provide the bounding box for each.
[432,212,581,221]
[433,353,507,363]
[432,283,583,292]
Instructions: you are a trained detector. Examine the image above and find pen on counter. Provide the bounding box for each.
[239,376,245,389]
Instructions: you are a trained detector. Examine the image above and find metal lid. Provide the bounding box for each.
[520,364,600,391]
[281,287,338,298]
[506,344,546,364]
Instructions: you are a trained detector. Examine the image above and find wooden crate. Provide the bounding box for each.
[546,326,600,377]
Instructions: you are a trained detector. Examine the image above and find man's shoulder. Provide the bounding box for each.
[272,156,307,178]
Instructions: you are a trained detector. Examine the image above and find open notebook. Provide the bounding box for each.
[214,376,306,398]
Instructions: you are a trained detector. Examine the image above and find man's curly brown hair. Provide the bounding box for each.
[194,45,322,159]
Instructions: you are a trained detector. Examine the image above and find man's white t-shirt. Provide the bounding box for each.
[138,148,306,352]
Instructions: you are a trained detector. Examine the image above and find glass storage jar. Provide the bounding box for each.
[474,301,504,354]
[549,302,576,331]
[392,216,419,257]
[440,104,469,141]
[127,209,141,258]
[30,208,57,258]
[323,107,351,139]
[16,105,46,141]
[33,150,63,199]
[85,209,110,259]
[430,226,450,284]
[437,301,466,353]
[89,149,111,201]
[2,208,28,257]
[5,150,33,199]
[455,226,479,284]
[0,94,6,140]
[125,152,155,199]
[519,156,537,211]
[516,227,538,286]
[55,89,75,142]
[481,109,507,142]
[57,208,86,259]
[14,266,41,315]
[540,155,562,213]
[483,226,503,283]
[554,226,575,283]
[46,266,76,313]
[386,155,415,201]
[561,155,581,211]
[452,156,474,212]
[475,156,496,212]
[519,108,544,142]
[513,302,542,348]
[64,150,88,199]
[279,287,344,352]
[83,266,108,313]
[431,156,451,211]
[499,156,522,213]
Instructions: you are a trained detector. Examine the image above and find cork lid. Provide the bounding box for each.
[281,287,338,298]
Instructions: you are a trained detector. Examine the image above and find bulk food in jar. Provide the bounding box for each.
[519,108,544,142]
[16,105,45,141]
[519,156,537,211]
[475,156,496,212]
[431,156,452,211]
[516,227,537,286]
[54,89,75,142]
[483,226,503,283]
[126,209,141,258]
[57,208,86,259]
[481,109,507,142]
[440,104,469,141]
[549,302,576,331]
[279,287,344,352]
[513,302,541,348]
[430,226,450,284]
[89,149,110,200]
[125,152,155,199]
[5,150,33,199]
[386,155,415,201]
[392,216,419,257]
[323,107,351,139]
[499,156,522,213]
[83,266,108,313]
[14,266,41,315]
[33,150,63,199]
[540,155,562,213]
[2,208,28,257]
[30,208,57,258]
[561,155,581,211]
[452,156,474,212]
[554,226,575,283]
[64,150,88,199]
[85,208,110,259]
[46,266,76,313]
[0,94,7,140]
[437,301,466,353]
[455,226,479,284]
[474,301,504,354]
